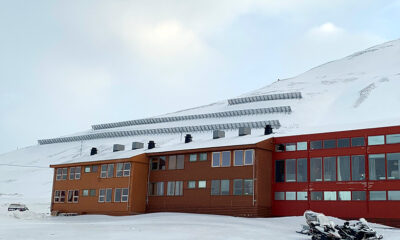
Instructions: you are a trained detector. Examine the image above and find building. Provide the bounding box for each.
[50,125,400,226]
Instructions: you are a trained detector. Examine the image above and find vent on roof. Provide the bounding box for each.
[90,147,98,156]
[148,141,155,149]
[185,134,192,143]
[113,144,125,152]
[264,125,273,135]
[213,130,225,139]
[132,142,144,150]
[239,127,251,136]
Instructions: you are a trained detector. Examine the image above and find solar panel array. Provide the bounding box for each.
[92,106,291,130]
[228,92,302,105]
[38,120,281,145]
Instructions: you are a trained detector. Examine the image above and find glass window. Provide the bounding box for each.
[175,181,183,196]
[157,182,164,196]
[351,137,365,147]
[211,180,220,195]
[116,163,123,177]
[275,192,284,200]
[151,158,159,170]
[297,192,308,201]
[189,154,197,162]
[352,155,365,181]
[275,160,285,182]
[297,142,307,151]
[69,167,75,180]
[176,155,184,169]
[285,159,296,182]
[311,191,323,200]
[62,168,67,180]
[90,189,96,196]
[338,191,351,201]
[275,144,285,152]
[388,191,400,200]
[123,163,131,176]
[370,191,386,201]
[73,190,79,203]
[297,158,307,182]
[105,188,112,202]
[100,165,107,178]
[233,179,243,195]
[107,164,114,178]
[244,150,254,165]
[167,181,175,196]
[198,180,206,188]
[286,143,296,151]
[338,138,350,148]
[286,192,296,200]
[338,156,351,181]
[99,189,105,202]
[310,141,322,150]
[74,167,81,179]
[56,169,62,180]
[387,153,400,180]
[387,134,400,144]
[324,191,337,201]
[221,180,230,195]
[369,154,386,180]
[310,158,322,182]
[188,181,196,189]
[199,153,207,161]
[114,188,122,202]
[234,150,244,166]
[244,179,253,195]
[212,152,220,167]
[324,139,336,149]
[92,165,98,172]
[84,166,91,173]
[368,135,385,145]
[159,156,166,170]
[121,188,129,202]
[352,191,366,200]
[82,189,89,197]
[221,152,231,167]
[324,157,336,181]
[169,156,176,170]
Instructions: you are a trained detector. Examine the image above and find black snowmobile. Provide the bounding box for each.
[335,218,383,240]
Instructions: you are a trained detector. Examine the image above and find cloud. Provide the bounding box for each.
[308,22,344,37]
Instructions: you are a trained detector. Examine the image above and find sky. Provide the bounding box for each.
[0,0,399,154]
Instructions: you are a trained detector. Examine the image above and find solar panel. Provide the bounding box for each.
[227,92,302,105]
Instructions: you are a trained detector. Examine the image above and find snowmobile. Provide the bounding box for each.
[335,218,383,240]
[300,210,342,240]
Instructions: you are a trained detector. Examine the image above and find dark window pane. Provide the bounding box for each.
[115,189,122,202]
[244,150,254,165]
[220,180,229,195]
[234,150,243,166]
[338,156,350,181]
[159,156,166,170]
[351,137,365,147]
[310,158,322,182]
[275,192,284,200]
[387,134,400,144]
[338,138,350,148]
[285,159,296,182]
[212,152,220,167]
[297,158,307,182]
[244,179,253,195]
[221,152,231,167]
[107,164,114,178]
[310,141,322,150]
[106,189,112,202]
[211,180,220,195]
[369,154,386,180]
[199,153,207,161]
[233,179,243,195]
[352,155,365,181]
[92,165,98,172]
[311,192,323,200]
[387,153,400,180]
[323,139,336,149]
[370,191,386,201]
[324,157,336,181]
[275,160,285,182]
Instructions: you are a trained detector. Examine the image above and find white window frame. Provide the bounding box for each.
[114,188,122,202]
[233,150,244,166]
[100,165,107,178]
[56,169,62,180]
[212,152,221,167]
[105,188,112,202]
[244,149,254,165]
[99,189,105,202]
[123,163,131,176]
[121,188,129,202]
[116,163,124,177]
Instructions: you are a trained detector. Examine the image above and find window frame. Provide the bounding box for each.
[189,154,197,162]
[368,135,385,146]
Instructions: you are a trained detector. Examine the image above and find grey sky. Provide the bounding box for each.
[0,0,399,154]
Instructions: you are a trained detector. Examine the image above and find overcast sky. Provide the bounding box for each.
[0,0,399,154]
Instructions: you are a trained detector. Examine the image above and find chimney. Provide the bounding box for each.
[90,147,98,156]
[148,141,155,149]
[213,130,225,139]
[239,127,251,136]
[132,142,144,150]
[113,144,125,152]
[184,134,192,143]
[264,125,273,135]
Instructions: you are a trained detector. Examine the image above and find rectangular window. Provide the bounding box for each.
[73,190,79,203]
[338,138,350,148]
[199,153,207,161]
[275,192,285,200]
[234,150,244,166]
[285,159,296,182]
[370,191,386,201]
[324,191,337,201]
[351,137,365,147]
[167,181,175,196]
[84,166,91,173]
[105,188,112,202]
[114,188,129,202]
[338,191,351,201]
[297,142,307,151]
[153,157,166,170]
[116,163,123,177]
[297,158,307,182]
[69,167,75,180]
[311,191,323,200]
[123,163,131,176]
[83,189,89,197]
[114,188,122,202]
[198,180,206,188]
[310,140,322,150]
[189,154,197,162]
[107,164,114,178]
[352,191,366,200]
[286,143,296,151]
[352,155,365,181]
[54,190,61,202]
[369,154,386,180]
[168,156,176,170]
[221,152,231,167]
[244,179,253,195]
[297,192,308,201]
[275,144,285,152]
[324,139,336,149]
[388,191,400,200]
[99,189,105,202]
[121,188,129,202]
[211,180,220,195]
[188,181,196,189]
[324,157,336,181]
[61,168,67,180]
[212,152,220,167]
[67,190,73,203]
[233,179,243,195]
[286,192,296,200]
[387,134,400,144]
[159,157,166,170]
[92,165,98,172]
[56,169,62,180]
[151,158,159,170]
[244,150,254,165]
[368,135,385,145]
[221,180,229,195]
[176,155,185,169]
[100,164,107,178]
[275,160,285,182]
[89,189,96,197]
[75,167,81,179]
[310,158,322,182]
[387,153,400,180]
[338,156,351,181]
[149,182,164,196]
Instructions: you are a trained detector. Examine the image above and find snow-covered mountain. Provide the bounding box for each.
[1,38,400,208]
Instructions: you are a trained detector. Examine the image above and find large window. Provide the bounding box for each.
[275,160,285,182]
[100,164,107,178]
[151,156,166,170]
[387,153,400,180]
[337,156,350,181]
[338,138,350,148]
[69,167,81,180]
[369,154,386,180]
[107,164,114,178]
[116,163,124,177]
[297,158,307,182]
[114,188,129,202]
[54,190,66,203]
[233,179,253,195]
[212,152,231,167]
[310,141,322,150]
[368,135,385,145]
[56,168,68,180]
[176,155,184,169]
[370,191,386,201]
[310,158,322,182]
[211,180,229,195]
[67,190,79,203]
[99,189,105,202]
[351,155,365,181]
[233,179,243,195]
[148,182,164,196]
[115,163,131,177]
[285,159,296,182]
[105,188,112,202]
[324,139,336,149]
[351,137,365,147]
[324,157,336,181]
[387,134,400,144]
[167,181,183,196]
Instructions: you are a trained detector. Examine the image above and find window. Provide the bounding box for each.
[369,154,386,180]
[275,144,285,152]
[114,188,129,202]
[368,135,385,145]
[221,152,230,167]
[211,180,229,195]
[244,150,254,165]
[149,182,164,196]
[56,168,67,181]
[199,153,207,161]
[83,189,89,196]
[121,188,129,202]
[56,169,62,180]
[233,179,243,195]
[286,192,296,200]
[338,138,350,148]
[92,165,98,172]
[99,189,105,202]
[115,188,122,202]
[297,158,307,182]
[168,156,176,169]
[90,189,96,196]
[212,152,220,167]
[198,180,206,188]
[311,191,323,200]
[123,163,131,176]
[115,163,130,177]
[116,163,124,177]
[212,152,231,167]
[67,190,79,203]
[69,167,80,180]
[386,134,400,144]
[310,158,322,182]
[54,190,66,203]
[107,164,114,178]
[324,157,336,181]
[84,166,91,173]
[324,139,336,149]
[352,191,366,200]
[105,188,112,202]
[177,155,185,169]
[167,181,183,196]
[310,140,322,150]
[388,191,400,200]
[152,156,166,170]
[370,191,386,201]
[352,155,365,181]
[324,191,337,201]
[188,181,196,189]
[275,160,285,182]
[275,192,284,200]
[100,164,107,178]
[297,192,308,201]
[338,191,351,201]
[67,190,73,203]
[297,142,307,151]
[233,179,253,195]
[234,150,244,166]
[351,137,365,147]
[286,143,296,151]
[338,156,350,181]
[189,154,197,162]
[221,180,229,195]
[244,179,253,195]
[387,153,400,180]
[285,159,296,182]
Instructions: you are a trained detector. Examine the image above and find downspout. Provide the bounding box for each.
[253,150,255,206]
[127,162,131,212]
[146,159,151,206]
